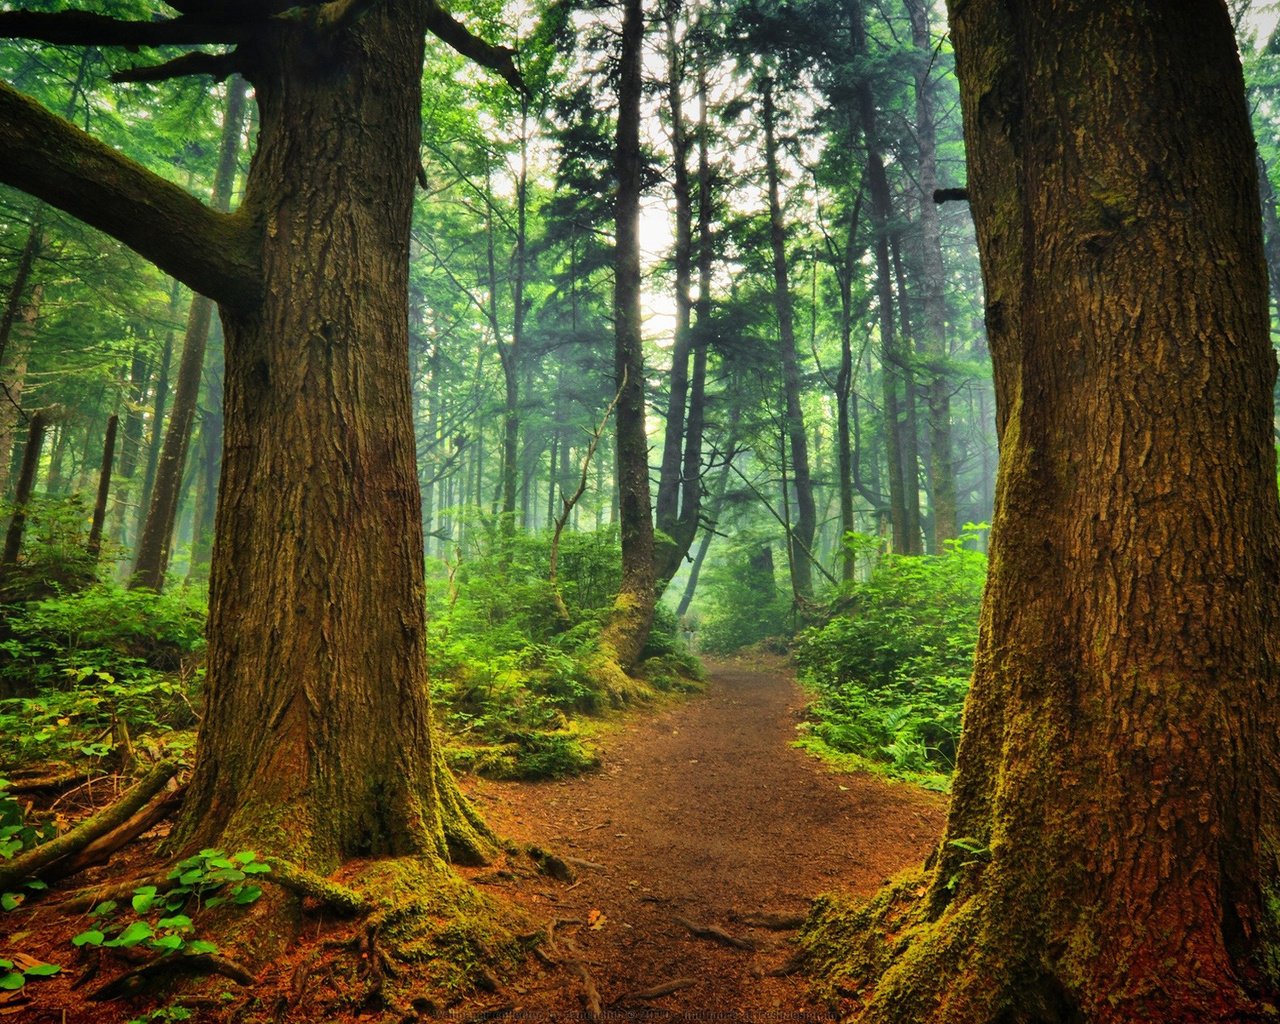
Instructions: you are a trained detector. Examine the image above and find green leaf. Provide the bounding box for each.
[104,920,154,948]
[157,915,193,931]
[232,885,262,905]
[23,963,60,977]
[72,929,106,947]
[91,899,118,917]
[203,896,226,909]
[1,893,20,911]
[241,861,271,875]
[231,850,259,865]
[184,939,218,955]
[132,891,157,914]
[24,880,47,892]
[150,934,184,953]
[179,869,205,886]
[0,972,23,990]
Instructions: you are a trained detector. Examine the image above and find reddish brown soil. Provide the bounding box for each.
[2,656,945,1023]
[452,655,947,1021]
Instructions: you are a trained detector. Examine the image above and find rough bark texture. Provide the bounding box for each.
[599,0,657,671]
[168,6,492,869]
[806,3,1280,1021]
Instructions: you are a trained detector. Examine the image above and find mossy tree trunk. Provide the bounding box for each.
[822,3,1280,1021]
[600,0,657,670]
[0,0,519,875]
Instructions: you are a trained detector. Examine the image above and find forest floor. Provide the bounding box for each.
[451,653,946,1022]
[2,654,945,1023]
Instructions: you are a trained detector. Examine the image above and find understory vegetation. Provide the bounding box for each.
[793,528,987,790]
[0,521,701,791]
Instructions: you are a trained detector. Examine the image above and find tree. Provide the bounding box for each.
[0,2,520,873]
[599,0,656,669]
[806,2,1280,1020]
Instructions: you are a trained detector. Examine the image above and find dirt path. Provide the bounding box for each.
[457,656,947,1021]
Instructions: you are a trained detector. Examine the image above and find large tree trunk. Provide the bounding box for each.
[599,0,656,670]
[809,2,1280,1020]
[762,74,817,598]
[170,8,490,869]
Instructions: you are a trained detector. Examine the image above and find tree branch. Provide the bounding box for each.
[422,0,525,94]
[0,81,260,309]
[112,50,246,84]
[0,9,247,47]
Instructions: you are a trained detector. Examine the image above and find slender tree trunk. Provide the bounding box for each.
[171,7,492,869]
[762,75,816,597]
[599,0,657,669]
[132,79,247,591]
[140,279,183,518]
[818,3,1280,1019]
[1,410,45,570]
[654,5,696,584]
[0,206,43,499]
[87,414,118,561]
[907,0,957,551]
[890,235,923,553]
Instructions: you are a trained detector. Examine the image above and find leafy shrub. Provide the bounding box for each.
[0,495,99,602]
[0,583,206,693]
[0,584,206,764]
[794,528,987,786]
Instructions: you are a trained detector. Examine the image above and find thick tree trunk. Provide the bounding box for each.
[132,79,247,591]
[599,0,656,670]
[762,75,817,598]
[170,8,491,869]
[812,3,1280,1020]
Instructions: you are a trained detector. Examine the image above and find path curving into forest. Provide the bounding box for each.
[458,654,947,1020]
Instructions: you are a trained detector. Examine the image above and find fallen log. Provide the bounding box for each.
[0,761,179,893]
[41,784,183,883]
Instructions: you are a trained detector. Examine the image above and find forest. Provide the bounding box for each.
[0,0,1279,1021]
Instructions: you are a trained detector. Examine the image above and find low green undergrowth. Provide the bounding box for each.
[794,529,986,790]
[427,525,699,779]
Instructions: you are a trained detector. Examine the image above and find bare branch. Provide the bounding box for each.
[422,0,525,94]
[0,9,246,47]
[0,81,260,310]
[112,49,245,84]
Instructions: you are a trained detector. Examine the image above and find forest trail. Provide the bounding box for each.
[458,655,947,1021]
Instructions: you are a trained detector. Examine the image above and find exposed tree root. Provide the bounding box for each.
[434,748,501,866]
[674,915,755,951]
[0,760,179,892]
[42,784,183,883]
[263,856,369,914]
[622,977,696,1000]
[561,933,603,1022]
[88,951,256,1000]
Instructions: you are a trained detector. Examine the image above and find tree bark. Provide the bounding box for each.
[1,410,45,570]
[762,74,817,598]
[818,3,1280,1020]
[159,8,493,869]
[654,4,696,586]
[599,0,657,669]
[132,77,247,591]
[87,413,118,560]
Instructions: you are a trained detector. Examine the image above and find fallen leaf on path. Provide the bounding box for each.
[587,909,607,930]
